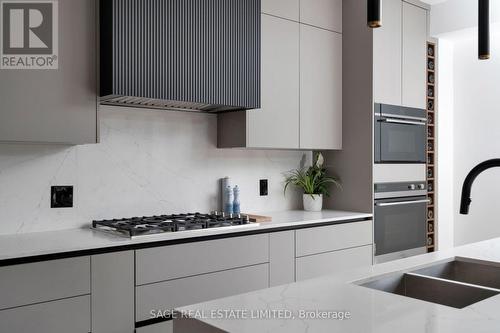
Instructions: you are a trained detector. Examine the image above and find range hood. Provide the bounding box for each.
[100,0,261,113]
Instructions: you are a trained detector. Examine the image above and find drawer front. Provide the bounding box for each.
[136,264,269,321]
[295,220,372,257]
[137,321,173,333]
[0,256,90,310]
[136,234,269,285]
[0,295,91,333]
[296,245,373,281]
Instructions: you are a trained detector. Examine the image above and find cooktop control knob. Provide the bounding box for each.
[418,184,425,190]
[408,184,416,190]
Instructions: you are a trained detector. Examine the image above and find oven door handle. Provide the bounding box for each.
[379,118,427,126]
[375,199,430,207]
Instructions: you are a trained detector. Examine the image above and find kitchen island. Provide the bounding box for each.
[175,237,500,333]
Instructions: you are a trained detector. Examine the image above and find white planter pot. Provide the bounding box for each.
[303,194,323,212]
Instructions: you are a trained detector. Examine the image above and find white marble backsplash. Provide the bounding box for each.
[0,106,310,235]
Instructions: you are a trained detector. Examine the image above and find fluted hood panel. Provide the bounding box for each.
[100,0,261,112]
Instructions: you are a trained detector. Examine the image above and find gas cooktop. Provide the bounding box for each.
[92,212,254,238]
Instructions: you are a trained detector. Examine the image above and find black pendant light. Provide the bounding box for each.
[479,0,490,60]
[368,0,382,28]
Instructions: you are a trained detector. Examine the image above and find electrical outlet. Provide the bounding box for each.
[260,179,268,196]
[51,186,73,208]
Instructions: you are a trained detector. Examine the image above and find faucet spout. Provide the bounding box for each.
[460,159,500,215]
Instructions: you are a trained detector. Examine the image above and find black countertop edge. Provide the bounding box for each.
[135,317,172,328]
[0,217,372,268]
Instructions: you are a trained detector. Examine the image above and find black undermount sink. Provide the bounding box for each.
[360,258,500,309]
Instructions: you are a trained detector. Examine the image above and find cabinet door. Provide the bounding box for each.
[92,251,135,333]
[402,2,427,109]
[269,231,295,286]
[300,25,342,150]
[0,257,90,310]
[136,264,269,321]
[296,245,373,281]
[136,234,268,285]
[295,220,372,257]
[261,0,299,21]
[0,0,97,144]
[0,296,91,333]
[373,0,402,106]
[300,0,342,32]
[247,15,300,149]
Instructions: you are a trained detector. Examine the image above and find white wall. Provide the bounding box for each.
[431,0,500,36]
[0,106,310,235]
[436,38,454,250]
[451,26,500,246]
[434,24,500,246]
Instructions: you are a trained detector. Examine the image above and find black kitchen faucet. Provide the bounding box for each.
[460,159,500,214]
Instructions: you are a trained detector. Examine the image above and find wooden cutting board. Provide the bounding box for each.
[245,214,272,223]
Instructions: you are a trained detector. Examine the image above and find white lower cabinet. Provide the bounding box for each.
[295,220,373,257]
[0,257,90,310]
[92,251,135,333]
[0,295,91,333]
[136,263,269,322]
[136,234,269,285]
[296,245,373,281]
[269,231,295,286]
[137,321,173,333]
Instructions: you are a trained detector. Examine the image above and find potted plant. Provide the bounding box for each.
[284,153,341,212]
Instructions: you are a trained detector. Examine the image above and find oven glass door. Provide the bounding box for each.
[378,119,426,163]
[374,196,427,256]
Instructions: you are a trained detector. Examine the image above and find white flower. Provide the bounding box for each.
[316,153,324,168]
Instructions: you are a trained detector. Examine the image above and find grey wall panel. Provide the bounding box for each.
[105,0,261,110]
[323,0,373,213]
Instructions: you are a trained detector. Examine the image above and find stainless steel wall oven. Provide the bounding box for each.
[374,104,427,163]
[374,181,428,263]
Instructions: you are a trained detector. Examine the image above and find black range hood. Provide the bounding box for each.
[100,0,261,113]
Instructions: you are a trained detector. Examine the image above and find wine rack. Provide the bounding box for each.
[426,41,437,252]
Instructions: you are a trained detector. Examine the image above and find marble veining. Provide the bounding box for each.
[0,106,310,235]
[176,238,500,333]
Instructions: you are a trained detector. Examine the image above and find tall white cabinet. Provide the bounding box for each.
[300,25,342,150]
[402,1,428,109]
[373,0,428,109]
[218,0,342,150]
[247,15,300,149]
[373,0,402,106]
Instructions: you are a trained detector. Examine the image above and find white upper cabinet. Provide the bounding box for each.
[373,0,402,106]
[261,0,299,21]
[300,0,342,32]
[373,0,428,109]
[247,15,300,149]
[0,0,97,144]
[300,25,342,150]
[402,2,427,109]
[218,1,343,150]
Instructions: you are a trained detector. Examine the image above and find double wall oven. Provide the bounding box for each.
[374,103,427,163]
[374,182,429,263]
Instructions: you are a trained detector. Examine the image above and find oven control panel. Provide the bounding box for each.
[374,181,427,199]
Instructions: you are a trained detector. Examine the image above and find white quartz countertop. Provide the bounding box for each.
[176,237,500,333]
[0,210,371,264]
